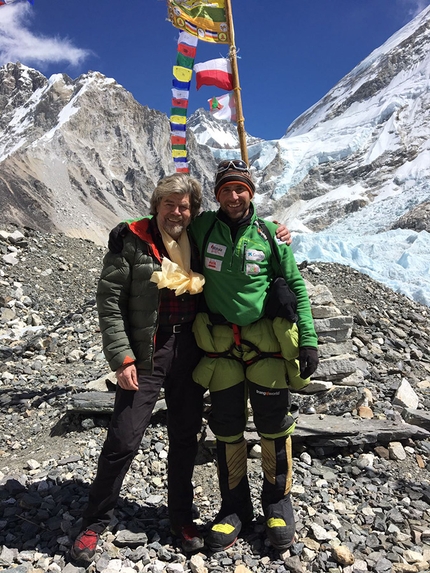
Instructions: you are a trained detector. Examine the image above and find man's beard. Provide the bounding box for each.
[164,221,184,239]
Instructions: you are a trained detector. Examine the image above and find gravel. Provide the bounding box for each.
[1,225,429,573]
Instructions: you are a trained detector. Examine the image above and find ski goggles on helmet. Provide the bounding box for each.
[216,159,249,174]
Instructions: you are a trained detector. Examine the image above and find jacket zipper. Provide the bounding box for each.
[241,241,247,272]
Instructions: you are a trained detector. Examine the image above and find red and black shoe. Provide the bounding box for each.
[69,529,100,564]
[171,523,204,553]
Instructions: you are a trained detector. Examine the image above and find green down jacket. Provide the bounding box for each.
[189,209,317,347]
[96,219,163,372]
[189,207,317,392]
[192,313,309,392]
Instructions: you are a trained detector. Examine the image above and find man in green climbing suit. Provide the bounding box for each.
[190,159,319,552]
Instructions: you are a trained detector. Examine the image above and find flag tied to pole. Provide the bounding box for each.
[167,0,229,44]
[194,58,233,91]
[208,92,236,122]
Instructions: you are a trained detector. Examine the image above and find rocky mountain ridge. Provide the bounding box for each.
[0,63,217,245]
[1,7,430,246]
[241,6,430,230]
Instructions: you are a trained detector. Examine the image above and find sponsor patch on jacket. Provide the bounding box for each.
[205,257,222,272]
[245,263,260,275]
[246,249,265,262]
[207,242,227,257]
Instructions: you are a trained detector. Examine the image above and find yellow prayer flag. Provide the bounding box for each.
[172,149,187,158]
[170,115,187,125]
[173,65,193,83]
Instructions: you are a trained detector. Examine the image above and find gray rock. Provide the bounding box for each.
[0,229,430,573]
[114,529,148,548]
[314,315,354,342]
[316,354,358,380]
[402,408,430,430]
[393,378,419,409]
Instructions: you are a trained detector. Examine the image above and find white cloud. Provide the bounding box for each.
[0,3,91,68]
[402,0,430,17]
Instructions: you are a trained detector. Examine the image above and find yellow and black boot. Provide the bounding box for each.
[205,438,253,552]
[261,435,295,551]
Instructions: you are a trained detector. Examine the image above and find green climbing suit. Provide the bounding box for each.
[190,207,317,522]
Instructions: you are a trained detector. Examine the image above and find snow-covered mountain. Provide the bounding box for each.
[2,6,429,241]
[0,65,217,244]
[188,108,262,149]
[191,6,430,236]
[0,6,429,304]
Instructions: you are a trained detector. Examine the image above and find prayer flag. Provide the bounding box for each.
[170,122,186,131]
[171,135,186,146]
[171,129,187,138]
[169,32,197,174]
[178,30,198,48]
[170,114,187,125]
[176,52,194,70]
[167,0,229,44]
[178,42,197,59]
[171,87,190,100]
[177,31,198,58]
[171,107,187,117]
[172,79,191,91]
[172,98,189,109]
[173,66,193,83]
[194,58,233,91]
[172,149,187,158]
[208,92,236,122]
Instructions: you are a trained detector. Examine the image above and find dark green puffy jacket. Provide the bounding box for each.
[96,219,161,372]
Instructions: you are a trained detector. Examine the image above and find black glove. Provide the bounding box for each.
[108,222,129,254]
[265,277,298,322]
[299,347,319,379]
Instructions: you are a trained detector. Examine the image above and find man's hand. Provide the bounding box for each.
[116,363,138,390]
[299,347,319,379]
[274,222,292,246]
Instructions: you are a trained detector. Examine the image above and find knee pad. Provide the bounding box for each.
[248,381,294,436]
[209,381,247,438]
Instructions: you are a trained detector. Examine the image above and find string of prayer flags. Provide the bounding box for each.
[170,31,198,173]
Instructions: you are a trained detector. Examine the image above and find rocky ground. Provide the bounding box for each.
[1,225,430,573]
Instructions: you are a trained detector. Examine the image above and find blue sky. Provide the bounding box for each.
[0,0,429,140]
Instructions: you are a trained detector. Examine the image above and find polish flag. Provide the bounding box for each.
[194,58,233,91]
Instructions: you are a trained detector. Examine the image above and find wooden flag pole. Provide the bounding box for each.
[224,0,248,165]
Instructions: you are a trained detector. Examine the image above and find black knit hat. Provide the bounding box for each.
[214,161,255,200]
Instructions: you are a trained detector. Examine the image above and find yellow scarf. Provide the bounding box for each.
[150,227,205,296]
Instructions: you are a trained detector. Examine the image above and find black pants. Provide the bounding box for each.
[82,329,204,532]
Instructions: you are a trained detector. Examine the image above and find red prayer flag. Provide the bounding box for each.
[178,43,197,59]
[172,98,189,109]
[171,135,187,146]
